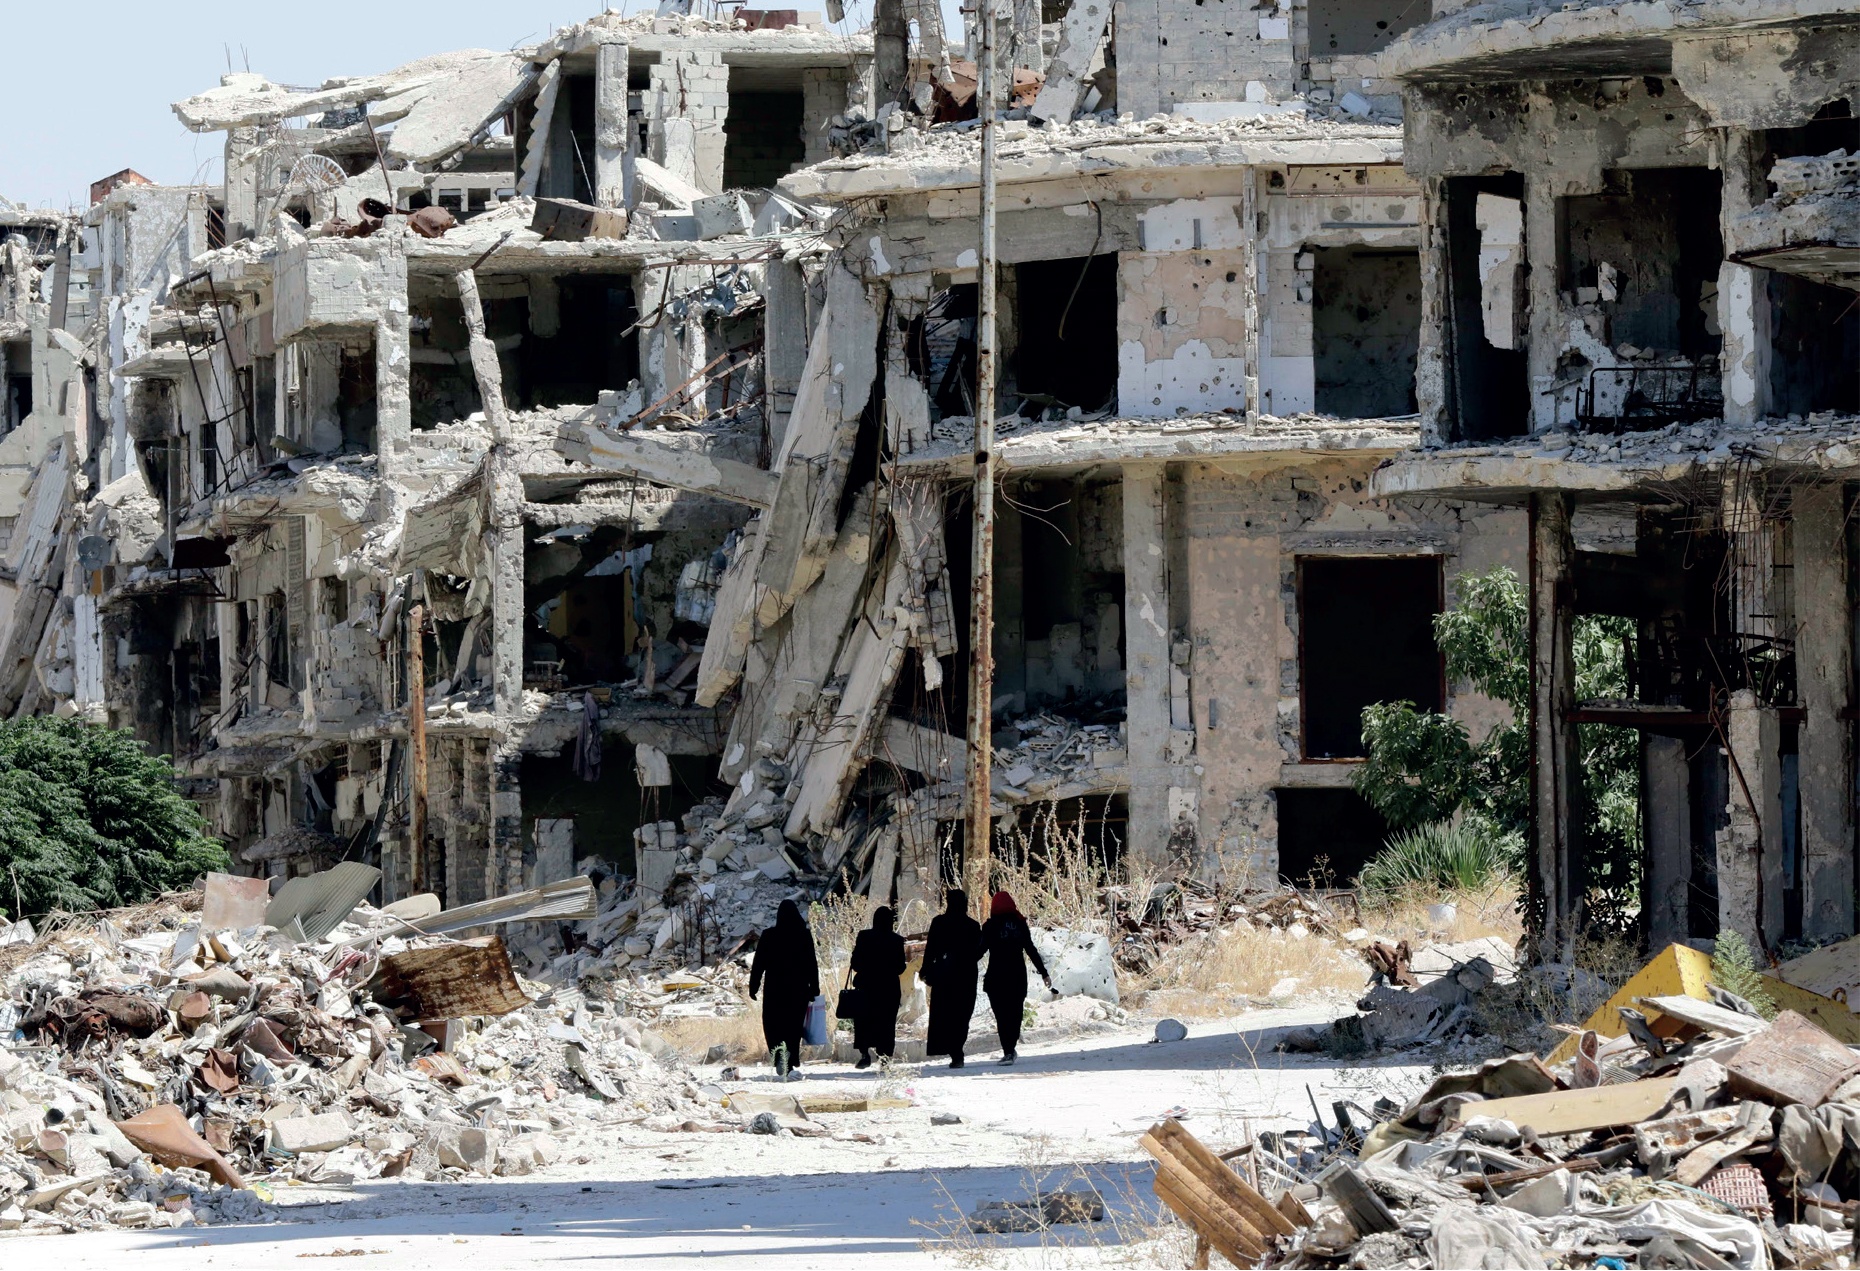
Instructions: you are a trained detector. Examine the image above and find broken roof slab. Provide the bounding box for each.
[779,121,1401,202]
[1729,192,1860,291]
[1371,414,1860,503]
[896,413,1422,479]
[1378,0,1860,84]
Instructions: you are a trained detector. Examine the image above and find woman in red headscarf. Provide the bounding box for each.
[980,891,1053,1066]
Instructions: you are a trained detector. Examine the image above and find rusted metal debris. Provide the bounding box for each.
[367,934,532,1020]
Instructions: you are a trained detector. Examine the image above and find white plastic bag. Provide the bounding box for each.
[803,995,829,1046]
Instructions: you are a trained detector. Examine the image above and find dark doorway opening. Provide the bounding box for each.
[1299,555,1443,759]
[1769,272,1860,415]
[1313,246,1421,417]
[516,275,640,408]
[1277,788,1392,886]
[1013,255,1118,412]
[1443,172,1530,441]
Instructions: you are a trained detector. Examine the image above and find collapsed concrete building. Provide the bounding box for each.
[1369,0,1860,954]
[0,1,1523,958]
[7,0,1855,965]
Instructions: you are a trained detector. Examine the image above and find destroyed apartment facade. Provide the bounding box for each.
[0,0,1526,954]
[11,0,1856,967]
[1369,0,1860,954]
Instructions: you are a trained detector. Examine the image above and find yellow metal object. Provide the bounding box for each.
[1546,943,1712,1065]
[1546,942,1860,1063]
[1761,976,1860,1044]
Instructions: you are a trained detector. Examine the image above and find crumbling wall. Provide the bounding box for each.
[1405,77,1720,435]
[1114,0,1299,118]
[648,51,731,195]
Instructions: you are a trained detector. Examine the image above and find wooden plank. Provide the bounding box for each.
[1634,995,1770,1038]
[1315,1161,1397,1235]
[1141,1130,1267,1254]
[1150,1164,1262,1266]
[1157,1120,1298,1239]
[1445,1078,1678,1137]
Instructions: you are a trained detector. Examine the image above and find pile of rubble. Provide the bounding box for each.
[0,876,733,1237]
[1195,952,1860,1269]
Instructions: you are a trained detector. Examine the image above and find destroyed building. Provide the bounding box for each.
[0,0,1529,949]
[9,0,1857,970]
[1369,0,1860,953]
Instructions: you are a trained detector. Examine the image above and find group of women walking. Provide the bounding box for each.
[746,889,1053,1072]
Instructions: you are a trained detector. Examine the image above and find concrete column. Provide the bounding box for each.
[493,747,524,898]
[1720,129,1771,427]
[1123,464,1173,865]
[1529,492,1580,958]
[1523,172,1560,433]
[223,127,260,243]
[594,39,631,209]
[1644,734,1692,950]
[1721,689,1785,951]
[373,320,411,474]
[764,258,808,450]
[1012,0,1044,73]
[489,514,526,715]
[1796,490,1854,937]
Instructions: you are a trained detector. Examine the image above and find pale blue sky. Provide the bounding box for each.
[2,0,957,211]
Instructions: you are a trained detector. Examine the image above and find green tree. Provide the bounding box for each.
[0,717,228,920]
[1352,567,1641,919]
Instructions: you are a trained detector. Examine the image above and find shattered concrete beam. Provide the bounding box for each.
[555,419,778,508]
[1029,0,1109,123]
[454,269,509,441]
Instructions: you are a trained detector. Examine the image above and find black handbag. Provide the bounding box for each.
[835,963,861,1020]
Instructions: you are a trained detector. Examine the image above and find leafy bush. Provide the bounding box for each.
[1352,566,1642,926]
[1357,820,1516,901]
[0,717,228,919]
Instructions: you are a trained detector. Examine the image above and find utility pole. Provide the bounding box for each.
[964,0,999,918]
[408,585,428,895]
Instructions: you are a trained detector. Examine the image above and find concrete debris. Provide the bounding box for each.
[0,885,745,1237]
[1205,987,1860,1270]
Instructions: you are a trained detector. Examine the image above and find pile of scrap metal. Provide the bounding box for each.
[1181,944,1860,1269]
[0,868,717,1237]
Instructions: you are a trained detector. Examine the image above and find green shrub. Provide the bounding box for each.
[1358,820,1514,901]
[1710,929,1778,1019]
[0,716,228,919]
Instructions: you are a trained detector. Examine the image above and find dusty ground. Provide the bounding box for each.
[13,1003,1441,1267]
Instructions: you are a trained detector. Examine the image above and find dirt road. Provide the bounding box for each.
[18,1005,1432,1267]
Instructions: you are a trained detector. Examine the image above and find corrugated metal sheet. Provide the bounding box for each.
[368,935,531,1019]
[265,861,382,943]
[417,875,598,936]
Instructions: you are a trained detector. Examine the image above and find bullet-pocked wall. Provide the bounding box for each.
[1112,0,1299,118]
[1180,455,1524,884]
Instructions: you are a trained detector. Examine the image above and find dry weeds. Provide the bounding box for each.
[1358,878,1525,948]
[917,1134,1195,1269]
[1132,924,1371,1020]
[655,1011,767,1062]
